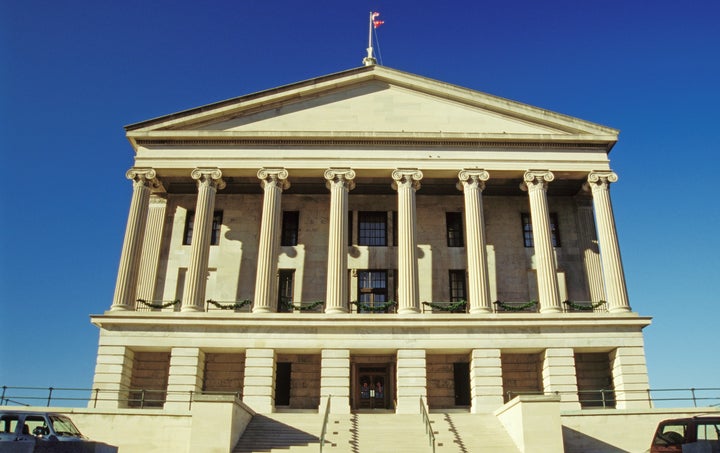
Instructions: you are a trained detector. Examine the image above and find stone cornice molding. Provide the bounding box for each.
[191,167,226,190]
[457,169,490,191]
[324,168,356,191]
[391,168,423,191]
[257,167,290,190]
[520,170,554,192]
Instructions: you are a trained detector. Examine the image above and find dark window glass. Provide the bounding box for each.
[183,210,223,246]
[392,211,398,246]
[357,270,389,312]
[358,211,387,246]
[449,270,467,302]
[281,211,299,246]
[277,269,294,312]
[348,210,353,246]
[521,213,560,248]
[446,212,464,247]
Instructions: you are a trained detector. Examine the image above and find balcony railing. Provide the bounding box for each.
[421,301,467,313]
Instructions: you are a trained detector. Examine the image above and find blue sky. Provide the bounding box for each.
[1,0,718,402]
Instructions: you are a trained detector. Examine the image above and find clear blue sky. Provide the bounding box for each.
[1,0,718,397]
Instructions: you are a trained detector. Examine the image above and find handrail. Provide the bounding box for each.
[419,397,435,453]
[319,395,331,453]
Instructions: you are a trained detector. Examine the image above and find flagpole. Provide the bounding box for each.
[363,11,376,66]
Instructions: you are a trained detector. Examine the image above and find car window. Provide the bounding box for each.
[697,422,720,441]
[0,415,19,434]
[50,415,82,437]
[654,423,687,445]
[25,415,49,436]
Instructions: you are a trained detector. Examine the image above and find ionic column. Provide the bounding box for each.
[458,169,492,314]
[111,168,159,311]
[253,168,290,313]
[392,169,423,314]
[575,195,606,303]
[181,168,225,312]
[324,168,356,314]
[587,171,630,312]
[521,170,562,313]
[136,194,168,302]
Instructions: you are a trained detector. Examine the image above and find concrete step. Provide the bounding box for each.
[429,412,520,453]
[233,413,322,453]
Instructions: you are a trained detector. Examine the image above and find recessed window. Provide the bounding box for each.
[281,211,299,246]
[449,270,467,302]
[357,270,389,312]
[277,269,294,313]
[446,212,464,247]
[521,213,560,248]
[358,211,387,246]
[183,210,223,246]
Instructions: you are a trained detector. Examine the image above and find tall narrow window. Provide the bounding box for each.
[449,270,467,302]
[281,211,299,246]
[183,210,223,246]
[521,213,560,248]
[277,269,294,312]
[357,270,389,312]
[348,210,354,246]
[358,211,387,246]
[446,212,464,247]
[392,211,398,246]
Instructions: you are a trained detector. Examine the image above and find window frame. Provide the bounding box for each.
[183,210,223,246]
[277,269,295,313]
[521,212,561,248]
[358,211,388,247]
[446,212,464,247]
[281,211,300,246]
[448,269,467,302]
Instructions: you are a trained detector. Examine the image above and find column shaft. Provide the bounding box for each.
[111,168,158,311]
[182,168,225,312]
[324,169,355,314]
[458,170,492,313]
[522,170,561,313]
[575,197,606,303]
[253,168,289,313]
[588,171,630,312]
[392,169,423,314]
[136,194,168,302]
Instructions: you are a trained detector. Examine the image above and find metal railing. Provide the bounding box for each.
[319,395,331,452]
[420,397,436,453]
[503,387,720,409]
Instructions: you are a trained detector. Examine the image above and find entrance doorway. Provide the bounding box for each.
[354,365,391,411]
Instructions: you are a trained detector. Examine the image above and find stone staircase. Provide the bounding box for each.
[234,411,519,453]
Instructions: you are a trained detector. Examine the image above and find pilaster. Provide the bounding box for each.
[165,347,205,411]
[392,169,423,314]
[396,349,426,414]
[320,349,351,414]
[111,168,159,311]
[90,345,134,409]
[587,171,631,313]
[458,169,492,314]
[253,168,290,313]
[521,170,561,313]
[324,169,355,314]
[470,349,504,413]
[182,168,225,312]
[542,348,581,411]
[243,349,276,413]
[611,346,651,409]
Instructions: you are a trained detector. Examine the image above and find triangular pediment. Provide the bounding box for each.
[126,66,617,145]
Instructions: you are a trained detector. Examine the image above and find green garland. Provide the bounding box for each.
[136,299,180,309]
[283,300,325,311]
[351,300,397,313]
[422,300,467,312]
[493,300,538,312]
[207,299,253,310]
[563,300,606,311]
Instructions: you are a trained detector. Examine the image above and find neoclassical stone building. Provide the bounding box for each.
[91,64,651,420]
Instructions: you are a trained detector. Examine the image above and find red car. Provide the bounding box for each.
[650,415,720,453]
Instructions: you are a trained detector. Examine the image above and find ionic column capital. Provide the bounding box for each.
[587,170,619,190]
[324,168,356,190]
[521,170,554,192]
[391,169,423,191]
[457,169,490,191]
[126,167,160,189]
[191,168,226,190]
[257,167,290,190]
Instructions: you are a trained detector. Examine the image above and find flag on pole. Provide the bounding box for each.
[373,20,384,28]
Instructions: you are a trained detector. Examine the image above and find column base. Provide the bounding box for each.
[397,307,420,314]
[325,307,348,314]
[109,304,131,311]
[540,306,562,314]
[609,306,632,313]
[181,305,202,313]
[470,307,492,314]
[252,306,274,314]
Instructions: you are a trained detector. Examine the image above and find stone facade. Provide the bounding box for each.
[91,65,651,420]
